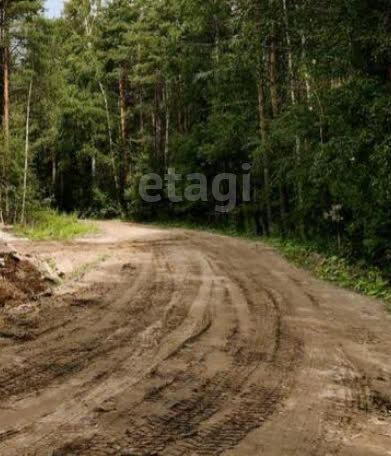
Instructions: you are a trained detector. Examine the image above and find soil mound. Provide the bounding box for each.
[0,242,46,308]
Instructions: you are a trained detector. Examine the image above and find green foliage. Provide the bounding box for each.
[69,253,109,281]
[13,209,97,240]
[270,238,391,311]
[0,0,390,309]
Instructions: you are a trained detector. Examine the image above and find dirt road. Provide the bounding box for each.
[0,221,390,455]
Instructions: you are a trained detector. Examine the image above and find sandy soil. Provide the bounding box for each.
[0,220,390,455]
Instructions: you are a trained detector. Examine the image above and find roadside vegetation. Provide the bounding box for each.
[69,253,109,281]
[0,1,389,309]
[13,210,96,241]
[269,238,391,312]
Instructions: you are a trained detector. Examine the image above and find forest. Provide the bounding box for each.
[1,2,391,453]
[0,0,390,268]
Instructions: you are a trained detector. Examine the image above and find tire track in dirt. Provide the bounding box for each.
[53,240,301,456]
[0,242,211,455]
[158,243,301,456]
[205,238,334,456]
[186,235,371,456]
[1,223,391,456]
[0,245,164,452]
[0,247,156,401]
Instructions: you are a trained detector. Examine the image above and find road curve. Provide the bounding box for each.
[0,221,390,455]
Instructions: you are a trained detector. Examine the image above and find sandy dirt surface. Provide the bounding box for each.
[0,220,390,455]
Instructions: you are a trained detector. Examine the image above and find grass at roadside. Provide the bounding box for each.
[268,238,391,312]
[13,210,97,241]
[147,219,391,312]
[69,254,109,281]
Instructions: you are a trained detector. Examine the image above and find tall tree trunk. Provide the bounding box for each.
[91,138,96,191]
[118,66,128,210]
[2,24,10,220]
[269,35,280,118]
[0,9,4,223]
[99,81,120,199]
[257,71,272,235]
[314,89,326,145]
[139,89,144,135]
[154,82,162,164]
[91,153,96,189]
[164,84,170,172]
[268,18,287,234]
[52,150,57,198]
[301,32,312,104]
[283,0,296,105]
[283,0,305,240]
[21,79,33,224]
[119,67,127,144]
[3,44,10,155]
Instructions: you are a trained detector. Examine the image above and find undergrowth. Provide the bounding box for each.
[13,209,97,241]
[268,238,391,311]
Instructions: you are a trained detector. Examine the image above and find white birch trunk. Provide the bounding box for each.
[99,82,120,197]
[21,79,33,224]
